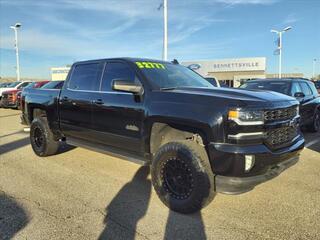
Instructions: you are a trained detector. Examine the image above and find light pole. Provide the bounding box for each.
[158,0,168,61]
[313,58,317,79]
[10,22,21,82]
[271,26,292,79]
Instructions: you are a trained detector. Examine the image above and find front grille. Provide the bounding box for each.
[266,127,297,147]
[264,106,297,122]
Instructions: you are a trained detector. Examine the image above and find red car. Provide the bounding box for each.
[2,81,49,109]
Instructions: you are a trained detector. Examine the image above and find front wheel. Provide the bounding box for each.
[151,141,216,214]
[30,117,59,157]
[308,109,320,132]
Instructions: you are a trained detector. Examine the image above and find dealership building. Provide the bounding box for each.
[51,67,70,81]
[182,57,267,87]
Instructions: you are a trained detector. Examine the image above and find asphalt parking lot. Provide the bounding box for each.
[0,108,319,240]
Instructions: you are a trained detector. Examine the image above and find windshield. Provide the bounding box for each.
[137,62,213,89]
[240,81,290,95]
[41,81,63,89]
[7,82,20,88]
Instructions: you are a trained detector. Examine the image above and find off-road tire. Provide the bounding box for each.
[308,109,320,132]
[30,117,59,157]
[151,141,215,214]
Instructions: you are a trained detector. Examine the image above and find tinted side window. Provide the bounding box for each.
[101,62,136,91]
[69,63,103,91]
[299,82,312,96]
[291,82,302,96]
[18,82,30,89]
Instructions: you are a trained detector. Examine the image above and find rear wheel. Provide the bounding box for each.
[151,141,215,214]
[30,117,59,156]
[308,109,320,132]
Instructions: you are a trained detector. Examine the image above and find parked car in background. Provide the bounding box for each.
[204,77,221,87]
[40,80,64,89]
[15,81,50,109]
[240,78,320,132]
[314,80,320,94]
[0,82,11,88]
[0,81,31,107]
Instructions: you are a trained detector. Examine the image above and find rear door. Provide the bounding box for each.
[91,61,145,153]
[299,81,315,124]
[59,62,104,141]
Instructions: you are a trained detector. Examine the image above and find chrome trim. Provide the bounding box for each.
[228,132,265,140]
[65,88,132,95]
[229,117,264,126]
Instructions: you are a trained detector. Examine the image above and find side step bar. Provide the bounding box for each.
[66,137,150,166]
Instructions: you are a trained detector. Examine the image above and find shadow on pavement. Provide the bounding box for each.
[98,166,208,240]
[0,137,30,156]
[0,193,29,240]
[165,211,207,240]
[56,142,76,155]
[98,166,151,240]
[307,141,320,153]
[303,132,320,153]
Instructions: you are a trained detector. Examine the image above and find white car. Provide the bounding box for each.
[0,81,31,99]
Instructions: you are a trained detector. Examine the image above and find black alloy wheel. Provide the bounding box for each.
[161,157,194,200]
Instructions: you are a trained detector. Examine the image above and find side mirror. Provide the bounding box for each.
[187,63,201,71]
[112,80,143,94]
[294,92,305,98]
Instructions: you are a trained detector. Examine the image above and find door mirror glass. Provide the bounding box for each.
[294,92,305,98]
[112,80,143,94]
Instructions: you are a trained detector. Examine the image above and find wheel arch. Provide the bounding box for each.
[149,122,209,156]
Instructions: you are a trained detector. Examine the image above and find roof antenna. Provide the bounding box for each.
[172,59,179,64]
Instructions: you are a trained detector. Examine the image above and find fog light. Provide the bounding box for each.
[245,155,255,172]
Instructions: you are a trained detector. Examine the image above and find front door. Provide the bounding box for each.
[91,61,145,154]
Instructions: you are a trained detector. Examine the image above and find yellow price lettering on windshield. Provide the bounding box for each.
[136,62,165,69]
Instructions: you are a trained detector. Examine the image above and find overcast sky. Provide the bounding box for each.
[0,0,319,79]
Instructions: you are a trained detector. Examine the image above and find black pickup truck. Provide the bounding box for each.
[22,58,304,213]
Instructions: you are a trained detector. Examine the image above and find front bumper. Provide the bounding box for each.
[208,136,304,194]
[215,155,299,194]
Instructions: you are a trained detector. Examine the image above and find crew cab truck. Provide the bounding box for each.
[23,58,304,213]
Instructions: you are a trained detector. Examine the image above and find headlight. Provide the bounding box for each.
[228,109,264,125]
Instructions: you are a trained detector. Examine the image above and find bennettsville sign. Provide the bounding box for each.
[183,57,266,73]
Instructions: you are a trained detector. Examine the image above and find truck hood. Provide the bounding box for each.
[167,87,297,107]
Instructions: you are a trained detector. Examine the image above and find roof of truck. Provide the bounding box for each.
[73,57,172,65]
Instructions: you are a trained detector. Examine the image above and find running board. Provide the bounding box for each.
[66,137,150,166]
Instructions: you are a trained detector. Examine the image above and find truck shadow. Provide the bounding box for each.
[0,193,29,240]
[98,166,208,240]
[56,142,76,155]
[303,131,320,153]
[98,166,151,240]
[165,211,207,240]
